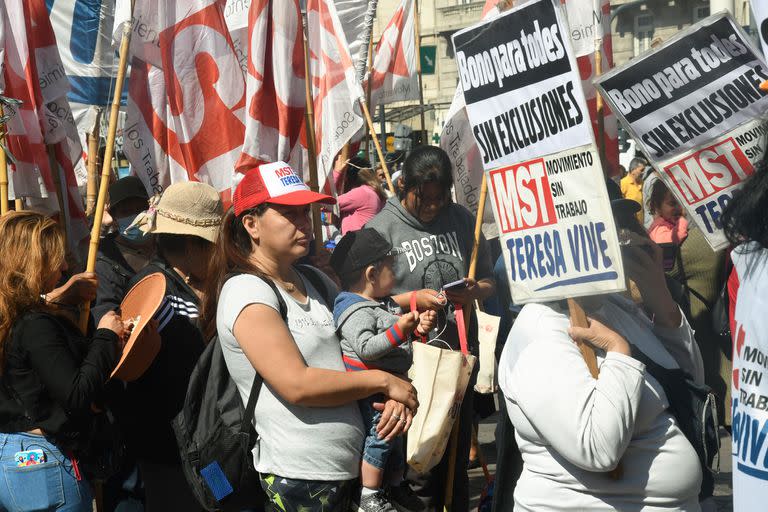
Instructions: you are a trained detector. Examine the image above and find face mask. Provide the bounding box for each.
[116,215,148,243]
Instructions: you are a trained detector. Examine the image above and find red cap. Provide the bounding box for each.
[233,161,336,216]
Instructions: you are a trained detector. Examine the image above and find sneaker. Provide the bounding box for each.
[386,483,425,512]
[357,490,397,512]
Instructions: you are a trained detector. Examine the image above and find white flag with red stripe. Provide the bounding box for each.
[123,0,246,197]
[366,0,418,108]
[566,0,619,175]
[305,0,365,190]
[235,0,307,174]
[1,0,88,253]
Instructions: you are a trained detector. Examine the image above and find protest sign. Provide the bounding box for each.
[750,2,768,60]
[453,0,624,303]
[596,13,768,250]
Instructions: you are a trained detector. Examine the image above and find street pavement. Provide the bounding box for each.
[468,410,734,511]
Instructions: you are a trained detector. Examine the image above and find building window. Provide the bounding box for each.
[634,14,654,57]
[693,6,710,23]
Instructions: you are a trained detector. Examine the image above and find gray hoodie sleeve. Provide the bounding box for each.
[340,308,409,361]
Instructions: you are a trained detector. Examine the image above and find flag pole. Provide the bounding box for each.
[355,1,379,163]
[301,8,326,254]
[0,105,8,215]
[443,172,487,510]
[360,100,394,193]
[47,144,71,251]
[80,1,135,333]
[594,0,607,174]
[364,36,374,160]
[86,109,102,216]
[413,0,426,143]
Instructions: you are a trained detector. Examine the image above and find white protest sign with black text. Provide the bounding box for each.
[453,0,624,303]
[751,2,768,59]
[596,14,768,250]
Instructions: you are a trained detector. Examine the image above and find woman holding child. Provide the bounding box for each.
[203,162,419,512]
[366,146,496,511]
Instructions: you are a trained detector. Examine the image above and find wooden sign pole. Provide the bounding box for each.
[301,9,325,254]
[444,173,488,510]
[86,110,102,216]
[414,0,426,141]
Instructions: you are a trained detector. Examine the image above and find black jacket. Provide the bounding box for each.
[118,258,206,464]
[0,311,118,451]
[93,233,137,324]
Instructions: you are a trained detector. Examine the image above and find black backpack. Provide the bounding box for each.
[172,265,331,512]
[631,345,720,500]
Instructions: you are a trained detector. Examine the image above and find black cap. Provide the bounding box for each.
[330,228,401,278]
[109,176,149,208]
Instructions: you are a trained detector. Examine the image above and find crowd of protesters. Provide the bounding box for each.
[0,136,765,512]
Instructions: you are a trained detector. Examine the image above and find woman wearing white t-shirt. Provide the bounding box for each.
[200,162,418,512]
[498,195,709,511]
[722,154,768,512]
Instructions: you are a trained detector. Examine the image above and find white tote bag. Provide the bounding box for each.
[474,307,500,394]
[406,303,476,474]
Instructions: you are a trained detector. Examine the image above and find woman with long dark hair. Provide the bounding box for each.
[721,148,768,512]
[201,161,417,512]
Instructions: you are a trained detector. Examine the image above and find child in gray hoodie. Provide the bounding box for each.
[330,228,436,512]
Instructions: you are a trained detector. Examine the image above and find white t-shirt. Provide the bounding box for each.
[499,294,704,511]
[731,243,768,511]
[217,271,364,481]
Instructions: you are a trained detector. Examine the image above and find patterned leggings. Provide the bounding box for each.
[259,474,355,512]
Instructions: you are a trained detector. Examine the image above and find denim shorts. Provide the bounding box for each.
[0,432,92,512]
[359,395,405,471]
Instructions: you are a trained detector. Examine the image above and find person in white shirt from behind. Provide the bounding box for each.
[498,199,710,511]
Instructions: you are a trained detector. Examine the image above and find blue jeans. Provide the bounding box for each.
[0,433,92,512]
[359,396,404,471]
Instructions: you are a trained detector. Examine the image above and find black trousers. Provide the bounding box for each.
[491,395,523,512]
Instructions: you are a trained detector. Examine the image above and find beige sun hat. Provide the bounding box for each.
[134,182,223,243]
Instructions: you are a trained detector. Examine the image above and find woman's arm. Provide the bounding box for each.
[391,289,446,311]
[233,303,418,410]
[443,277,496,305]
[505,306,645,472]
[24,315,119,413]
[623,233,682,328]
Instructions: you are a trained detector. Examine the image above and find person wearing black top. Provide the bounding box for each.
[118,182,223,512]
[0,212,125,512]
[93,176,154,324]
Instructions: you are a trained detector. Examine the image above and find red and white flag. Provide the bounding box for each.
[236,0,306,174]
[304,0,365,190]
[0,0,88,253]
[366,0,418,108]
[236,0,363,195]
[123,0,246,197]
[565,0,619,176]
